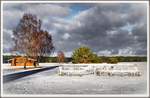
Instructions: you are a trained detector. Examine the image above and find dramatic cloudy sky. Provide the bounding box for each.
[3,3,147,57]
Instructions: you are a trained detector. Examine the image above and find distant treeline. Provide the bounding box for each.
[3,55,147,63]
[100,56,147,62]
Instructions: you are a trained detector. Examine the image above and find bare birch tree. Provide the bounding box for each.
[13,13,54,63]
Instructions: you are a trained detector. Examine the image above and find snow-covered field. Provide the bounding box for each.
[2,62,147,95]
[3,63,59,75]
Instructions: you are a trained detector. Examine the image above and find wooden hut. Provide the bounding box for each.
[8,56,38,68]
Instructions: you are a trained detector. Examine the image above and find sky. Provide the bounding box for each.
[3,3,147,57]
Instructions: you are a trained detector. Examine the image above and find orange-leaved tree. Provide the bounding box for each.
[57,51,65,63]
[13,13,54,66]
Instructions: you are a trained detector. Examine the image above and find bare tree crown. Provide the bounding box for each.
[13,13,54,60]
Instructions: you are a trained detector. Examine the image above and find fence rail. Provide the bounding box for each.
[58,63,141,76]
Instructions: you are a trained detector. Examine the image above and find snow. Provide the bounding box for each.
[3,62,147,95]
[3,63,59,75]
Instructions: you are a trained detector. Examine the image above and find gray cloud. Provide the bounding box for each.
[3,29,14,53]
[3,3,147,56]
[53,3,147,56]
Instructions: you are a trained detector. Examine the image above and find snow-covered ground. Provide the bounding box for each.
[2,62,147,95]
[3,63,59,69]
[3,63,59,75]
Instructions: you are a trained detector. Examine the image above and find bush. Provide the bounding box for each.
[91,54,103,63]
[72,47,101,63]
[107,57,118,64]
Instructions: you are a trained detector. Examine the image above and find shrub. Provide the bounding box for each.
[107,57,118,64]
[72,47,101,63]
[91,54,103,63]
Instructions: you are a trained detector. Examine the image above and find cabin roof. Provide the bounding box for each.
[8,56,37,61]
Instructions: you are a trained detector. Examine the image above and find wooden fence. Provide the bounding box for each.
[58,63,141,76]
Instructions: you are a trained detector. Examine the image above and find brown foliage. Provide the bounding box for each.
[13,13,54,61]
[57,51,65,63]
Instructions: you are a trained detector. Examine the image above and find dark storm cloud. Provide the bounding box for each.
[3,3,70,29]
[3,3,147,56]
[3,3,70,54]
[54,3,147,56]
[3,29,14,53]
[65,4,147,55]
